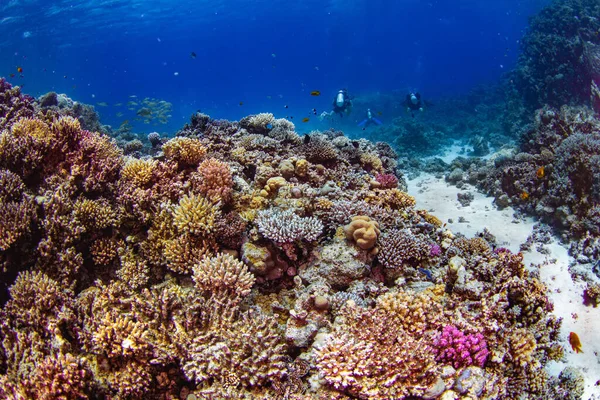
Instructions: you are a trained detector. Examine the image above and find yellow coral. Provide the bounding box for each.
[365,189,416,210]
[117,249,150,289]
[163,234,218,274]
[11,117,54,143]
[509,328,537,367]
[74,198,119,230]
[92,314,150,360]
[121,158,157,186]
[344,215,380,250]
[359,152,383,172]
[260,176,287,198]
[172,194,220,235]
[90,237,120,266]
[162,137,207,166]
[295,159,309,177]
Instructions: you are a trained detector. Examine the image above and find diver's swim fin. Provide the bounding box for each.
[358,120,367,127]
[373,118,382,125]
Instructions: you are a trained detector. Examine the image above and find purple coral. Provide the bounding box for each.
[0,78,35,131]
[429,243,442,257]
[434,325,489,369]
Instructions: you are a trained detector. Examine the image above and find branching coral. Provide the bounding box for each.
[0,197,36,251]
[194,157,233,203]
[192,253,255,300]
[183,310,288,389]
[434,325,489,369]
[0,78,35,131]
[4,270,72,332]
[378,228,429,269]
[172,194,220,235]
[162,137,207,167]
[256,208,323,243]
[315,290,445,398]
[25,353,92,399]
[120,157,157,187]
[73,197,119,231]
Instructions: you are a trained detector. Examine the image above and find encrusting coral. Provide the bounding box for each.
[0,79,568,399]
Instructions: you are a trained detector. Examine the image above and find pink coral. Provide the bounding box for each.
[375,173,398,189]
[194,157,233,203]
[434,325,489,369]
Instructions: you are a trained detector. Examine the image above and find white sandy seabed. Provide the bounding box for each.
[407,173,600,399]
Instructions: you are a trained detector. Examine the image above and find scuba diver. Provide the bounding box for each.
[357,108,382,128]
[404,92,423,117]
[332,88,353,117]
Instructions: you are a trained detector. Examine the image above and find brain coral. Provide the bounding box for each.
[344,215,380,250]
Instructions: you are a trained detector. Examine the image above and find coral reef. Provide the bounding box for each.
[511,0,600,111]
[0,84,568,399]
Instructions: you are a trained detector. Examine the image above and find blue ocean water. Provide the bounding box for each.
[0,0,550,135]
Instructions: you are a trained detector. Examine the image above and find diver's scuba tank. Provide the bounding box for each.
[336,90,345,108]
[367,108,373,120]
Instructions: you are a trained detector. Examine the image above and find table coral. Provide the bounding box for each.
[256,208,323,243]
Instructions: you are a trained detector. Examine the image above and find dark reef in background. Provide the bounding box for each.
[510,0,600,114]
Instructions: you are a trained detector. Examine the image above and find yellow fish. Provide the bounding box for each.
[310,90,321,96]
[302,117,310,123]
[569,332,583,353]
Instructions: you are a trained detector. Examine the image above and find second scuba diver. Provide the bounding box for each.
[404,92,423,117]
[357,108,382,128]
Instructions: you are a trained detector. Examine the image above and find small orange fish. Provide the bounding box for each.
[17,66,23,73]
[9,73,15,78]
[520,191,529,200]
[569,332,583,353]
[310,90,321,96]
[302,117,310,123]
[536,166,545,179]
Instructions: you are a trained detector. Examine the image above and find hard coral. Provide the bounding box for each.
[434,325,489,369]
[256,208,323,243]
[172,194,220,235]
[0,78,35,131]
[315,291,445,398]
[344,215,380,250]
[378,228,429,269]
[194,157,233,203]
[120,158,157,187]
[162,137,207,167]
[192,253,255,300]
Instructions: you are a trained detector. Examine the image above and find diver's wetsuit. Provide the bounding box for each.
[405,92,423,117]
